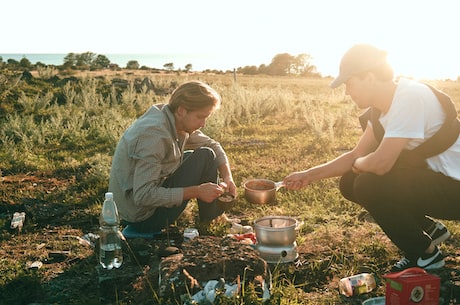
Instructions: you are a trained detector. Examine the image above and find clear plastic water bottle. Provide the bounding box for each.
[99,192,123,269]
[338,273,376,297]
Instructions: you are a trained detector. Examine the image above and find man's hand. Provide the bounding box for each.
[219,177,237,198]
[198,182,227,203]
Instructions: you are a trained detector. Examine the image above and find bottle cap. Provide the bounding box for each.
[105,192,114,200]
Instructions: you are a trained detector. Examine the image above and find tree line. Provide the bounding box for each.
[0,51,320,76]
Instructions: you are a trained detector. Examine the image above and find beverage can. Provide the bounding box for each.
[10,212,26,231]
[183,228,199,240]
[338,273,376,297]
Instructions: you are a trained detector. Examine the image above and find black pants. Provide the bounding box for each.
[127,147,224,233]
[339,168,460,257]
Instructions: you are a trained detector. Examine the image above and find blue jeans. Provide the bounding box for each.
[126,147,224,233]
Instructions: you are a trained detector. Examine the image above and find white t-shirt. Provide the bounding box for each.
[379,78,460,181]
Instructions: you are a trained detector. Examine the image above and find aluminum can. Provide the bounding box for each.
[338,273,376,297]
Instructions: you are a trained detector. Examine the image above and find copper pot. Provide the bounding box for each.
[243,179,284,204]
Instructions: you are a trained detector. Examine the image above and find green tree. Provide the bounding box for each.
[257,64,269,75]
[92,54,111,70]
[163,62,174,71]
[238,65,258,75]
[126,60,140,69]
[19,57,32,69]
[75,52,96,70]
[184,63,192,72]
[293,54,309,74]
[6,59,19,68]
[268,53,295,76]
[63,53,77,69]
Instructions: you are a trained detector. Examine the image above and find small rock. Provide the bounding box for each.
[158,246,180,258]
[26,261,43,269]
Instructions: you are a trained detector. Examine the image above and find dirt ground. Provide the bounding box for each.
[0,173,291,304]
[1,173,460,304]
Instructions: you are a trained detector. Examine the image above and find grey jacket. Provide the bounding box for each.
[108,104,228,222]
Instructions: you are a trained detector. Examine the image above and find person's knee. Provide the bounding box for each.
[194,147,217,161]
[339,171,356,202]
[187,147,219,180]
[200,147,216,157]
[353,173,381,208]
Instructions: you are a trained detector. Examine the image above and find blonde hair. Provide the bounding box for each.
[168,80,221,113]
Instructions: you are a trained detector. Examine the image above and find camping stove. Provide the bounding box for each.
[255,242,298,263]
[253,216,299,263]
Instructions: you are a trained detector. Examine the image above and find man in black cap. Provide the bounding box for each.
[283,44,460,272]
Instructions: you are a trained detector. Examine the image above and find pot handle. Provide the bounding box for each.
[275,181,285,190]
[383,267,427,279]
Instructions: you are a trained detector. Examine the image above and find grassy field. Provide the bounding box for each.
[0,70,459,304]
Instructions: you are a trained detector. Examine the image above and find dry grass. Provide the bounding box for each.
[0,71,459,304]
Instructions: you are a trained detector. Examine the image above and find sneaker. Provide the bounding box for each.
[427,221,451,245]
[391,247,445,272]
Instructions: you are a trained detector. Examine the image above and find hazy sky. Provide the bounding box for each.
[2,0,460,79]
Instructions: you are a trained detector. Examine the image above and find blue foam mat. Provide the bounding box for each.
[122,225,162,239]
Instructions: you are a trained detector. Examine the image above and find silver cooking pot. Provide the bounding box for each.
[244,179,284,204]
[254,216,297,247]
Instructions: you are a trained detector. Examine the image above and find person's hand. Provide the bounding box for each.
[282,171,310,190]
[198,182,227,203]
[220,177,237,199]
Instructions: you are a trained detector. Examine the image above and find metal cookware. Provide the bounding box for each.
[243,179,284,204]
[254,216,297,247]
[217,192,235,211]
